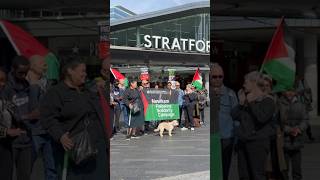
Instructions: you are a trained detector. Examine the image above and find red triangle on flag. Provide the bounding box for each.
[0,20,48,59]
[263,18,288,63]
[110,68,125,80]
[193,68,201,81]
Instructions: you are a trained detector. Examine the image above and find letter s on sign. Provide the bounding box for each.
[144,35,152,48]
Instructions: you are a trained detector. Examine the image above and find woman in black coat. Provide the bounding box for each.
[40,59,109,180]
[231,71,276,180]
[123,80,144,140]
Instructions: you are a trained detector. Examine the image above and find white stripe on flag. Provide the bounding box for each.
[0,21,21,55]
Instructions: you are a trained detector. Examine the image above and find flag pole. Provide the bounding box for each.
[62,151,69,180]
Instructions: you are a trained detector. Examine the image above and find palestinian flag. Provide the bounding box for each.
[192,68,203,90]
[261,17,296,92]
[110,68,129,87]
[0,20,60,80]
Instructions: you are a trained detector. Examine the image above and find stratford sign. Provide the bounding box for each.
[143,35,210,53]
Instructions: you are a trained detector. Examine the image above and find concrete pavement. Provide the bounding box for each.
[110,108,210,180]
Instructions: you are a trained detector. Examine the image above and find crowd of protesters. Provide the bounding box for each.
[109,76,209,140]
[0,55,110,180]
[212,63,314,180]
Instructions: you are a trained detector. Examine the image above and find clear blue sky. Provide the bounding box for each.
[110,0,208,14]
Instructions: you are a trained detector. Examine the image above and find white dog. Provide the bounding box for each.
[154,120,179,137]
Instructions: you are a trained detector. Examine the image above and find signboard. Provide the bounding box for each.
[140,67,149,81]
[98,21,110,60]
[168,68,176,89]
[141,88,180,121]
[144,35,210,53]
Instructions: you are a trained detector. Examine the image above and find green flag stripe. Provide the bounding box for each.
[192,80,203,90]
[262,59,295,91]
[211,133,223,180]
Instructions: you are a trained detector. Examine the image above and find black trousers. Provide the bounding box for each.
[13,146,32,180]
[221,138,234,180]
[114,105,121,132]
[0,141,13,180]
[284,149,302,180]
[306,125,314,140]
[184,106,194,128]
[178,106,183,128]
[237,139,270,180]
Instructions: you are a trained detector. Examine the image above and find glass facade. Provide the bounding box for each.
[110,13,210,53]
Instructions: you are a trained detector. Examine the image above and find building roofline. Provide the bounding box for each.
[111,45,209,56]
[110,1,209,31]
[112,5,136,16]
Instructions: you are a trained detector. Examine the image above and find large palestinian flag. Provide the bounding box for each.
[192,68,203,90]
[261,17,296,92]
[0,20,60,80]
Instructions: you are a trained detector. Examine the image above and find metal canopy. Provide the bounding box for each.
[111,1,209,32]
[0,0,107,11]
[110,46,209,66]
[213,0,320,18]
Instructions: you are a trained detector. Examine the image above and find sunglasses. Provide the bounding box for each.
[212,75,223,79]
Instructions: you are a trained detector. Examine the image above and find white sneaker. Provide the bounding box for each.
[131,135,140,139]
[191,128,195,131]
[181,127,188,131]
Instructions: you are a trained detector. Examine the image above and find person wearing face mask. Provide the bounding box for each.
[40,59,109,180]
[278,89,308,180]
[231,71,276,180]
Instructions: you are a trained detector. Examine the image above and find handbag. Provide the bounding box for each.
[69,116,98,165]
[131,102,140,114]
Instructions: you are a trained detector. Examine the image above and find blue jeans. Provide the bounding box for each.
[120,103,129,128]
[32,134,57,180]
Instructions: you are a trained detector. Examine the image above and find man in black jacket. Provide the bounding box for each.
[0,67,27,180]
[231,71,276,180]
[182,84,198,131]
[3,56,34,180]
